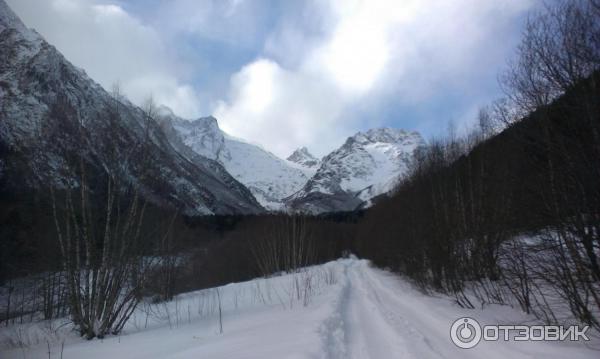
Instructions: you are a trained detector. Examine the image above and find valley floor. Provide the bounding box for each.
[2,258,598,358]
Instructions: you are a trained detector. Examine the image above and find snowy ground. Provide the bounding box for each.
[1,258,598,358]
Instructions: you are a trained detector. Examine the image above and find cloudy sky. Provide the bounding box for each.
[7,0,537,157]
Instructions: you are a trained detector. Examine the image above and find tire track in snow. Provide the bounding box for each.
[355,263,447,358]
[356,262,506,359]
[320,262,350,359]
[320,260,415,359]
[344,261,414,358]
[335,260,598,359]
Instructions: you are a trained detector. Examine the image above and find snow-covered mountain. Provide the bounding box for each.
[287,128,424,213]
[287,147,321,169]
[0,0,426,215]
[0,0,263,215]
[158,109,311,210]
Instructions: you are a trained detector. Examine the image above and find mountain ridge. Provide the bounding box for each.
[286,127,424,213]
[0,0,263,215]
[287,147,320,169]
[159,111,312,210]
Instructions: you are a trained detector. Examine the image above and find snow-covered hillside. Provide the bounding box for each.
[0,0,263,215]
[160,108,312,210]
[2,258,596,358]
[288,128,424,213]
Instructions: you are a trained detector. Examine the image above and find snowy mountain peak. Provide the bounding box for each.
[161,113,226,161]
[0,0,26,33]
[161,111,311,210]
[186,116,221,141]
[192,116,220,136]
[347,128,420,147]
[287,147,320,169]
[0,0,44,60]
[158,106,219,134]
[287,128,425,213]
[0,0,47,50]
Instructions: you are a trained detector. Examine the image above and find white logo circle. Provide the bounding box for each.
[450,317,482,349]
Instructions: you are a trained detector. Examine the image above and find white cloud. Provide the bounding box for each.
[6,0,201,118]
[6,0,536,158]
[214,0,535,157]
[214,59,348,157]
[305,0,415,95]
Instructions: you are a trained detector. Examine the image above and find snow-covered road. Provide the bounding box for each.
[2,258,598,358]
[319,259,598,359]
